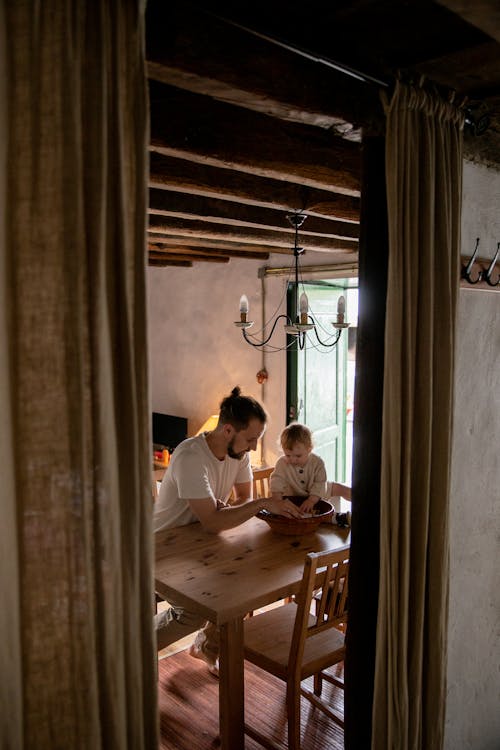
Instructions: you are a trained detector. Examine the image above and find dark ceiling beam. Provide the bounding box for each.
[415,40,500,93]
[148,216,358,245]
[148,189,360,241]
[437,0,500,44]
[148,240,270,261]
[149,250,229,263]
[253,0,487,76]
[148,216,358,253]
[148,236,358,267]
[149,81,362,196]
[149,154,361,222]
[146,1,382,137]
[147,233,293,256]
[148,259,193,268]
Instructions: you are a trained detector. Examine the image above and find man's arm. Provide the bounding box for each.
[188,493,303,534]
[231,480,253,505]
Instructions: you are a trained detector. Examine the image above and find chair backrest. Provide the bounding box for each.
[252,466,274,499]
[290,550,349,663]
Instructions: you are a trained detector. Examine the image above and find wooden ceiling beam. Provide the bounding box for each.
[148,240,270,261]
[415,40,500,93]
[149,81,361,196]
[147,233,292,255]
[148,189,359,241]
[149,250,229,263]
[148,259,193,268]
[146,1,381,136]
[437,0,500,44]
[149,154,361,222]
[148,216,358,254]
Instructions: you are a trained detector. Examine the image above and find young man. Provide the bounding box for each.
[154,386,302,674]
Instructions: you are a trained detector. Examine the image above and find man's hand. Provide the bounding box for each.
[263,496,303,518]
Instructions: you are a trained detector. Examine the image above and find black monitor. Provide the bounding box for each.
[152,412,188,451]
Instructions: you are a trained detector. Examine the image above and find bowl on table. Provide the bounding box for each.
[257,496,334,536]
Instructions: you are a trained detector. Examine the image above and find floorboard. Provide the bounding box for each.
[158,648,344,750]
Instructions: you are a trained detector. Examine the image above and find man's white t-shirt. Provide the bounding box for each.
[153,433,253,532]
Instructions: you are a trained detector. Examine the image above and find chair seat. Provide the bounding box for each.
[244,602,345,681]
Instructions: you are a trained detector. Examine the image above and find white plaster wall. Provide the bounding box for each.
[147,257,289,466]
[461,160,500,261]
[444,162,500,750]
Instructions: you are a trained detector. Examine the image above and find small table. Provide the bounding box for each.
[155,516,350,750]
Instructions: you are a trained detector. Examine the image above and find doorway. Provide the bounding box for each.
[286,279,358,487]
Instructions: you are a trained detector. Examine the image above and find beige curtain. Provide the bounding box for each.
[372,81,463,749]
[0,2,157,748]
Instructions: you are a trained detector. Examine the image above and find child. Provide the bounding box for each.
[270,423,327,514]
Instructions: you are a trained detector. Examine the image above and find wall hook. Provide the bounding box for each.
[461,237,482,284]
[483,242,500,287]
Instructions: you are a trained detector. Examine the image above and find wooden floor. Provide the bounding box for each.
[158,647,345,750]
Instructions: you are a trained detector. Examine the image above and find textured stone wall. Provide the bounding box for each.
[444,161,500,749]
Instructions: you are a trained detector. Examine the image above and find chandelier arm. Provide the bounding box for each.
[242,314,292,347]
[252,338,299,353]
[312,326,342,348]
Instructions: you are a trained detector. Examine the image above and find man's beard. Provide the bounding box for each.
[227,437,246,460]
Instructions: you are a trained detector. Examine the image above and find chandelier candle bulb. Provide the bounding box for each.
[336,295,346,325]
[239,294,249,323]
[299,292,309,325]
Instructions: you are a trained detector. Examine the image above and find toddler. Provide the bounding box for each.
[270,423,327,514]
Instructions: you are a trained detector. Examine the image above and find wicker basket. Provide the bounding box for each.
[257,496,334,536]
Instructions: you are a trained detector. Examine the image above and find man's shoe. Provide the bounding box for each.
[188,643,219,678]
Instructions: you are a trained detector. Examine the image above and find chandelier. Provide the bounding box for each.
[234,213,349,352]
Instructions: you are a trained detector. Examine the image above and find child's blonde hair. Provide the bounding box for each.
[280,423,313,451]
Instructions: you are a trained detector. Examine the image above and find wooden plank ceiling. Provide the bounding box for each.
[146,0,500,269]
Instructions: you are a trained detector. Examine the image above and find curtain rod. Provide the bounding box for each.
[197,6,389,89]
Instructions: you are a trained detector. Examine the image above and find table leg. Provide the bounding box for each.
[219,618,244,750]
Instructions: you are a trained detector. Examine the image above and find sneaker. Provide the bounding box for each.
[188,643,219,677]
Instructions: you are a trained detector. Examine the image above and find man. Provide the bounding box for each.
[154,386,302,675]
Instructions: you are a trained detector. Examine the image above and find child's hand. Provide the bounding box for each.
[265,496,303,519]
[299,495,319,514]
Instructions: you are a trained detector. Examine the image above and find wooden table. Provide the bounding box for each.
[155,516,350,750]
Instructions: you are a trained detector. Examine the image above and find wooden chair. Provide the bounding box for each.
[243,550,349,750]
[252,466,273,498]
[228,466,273,505]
